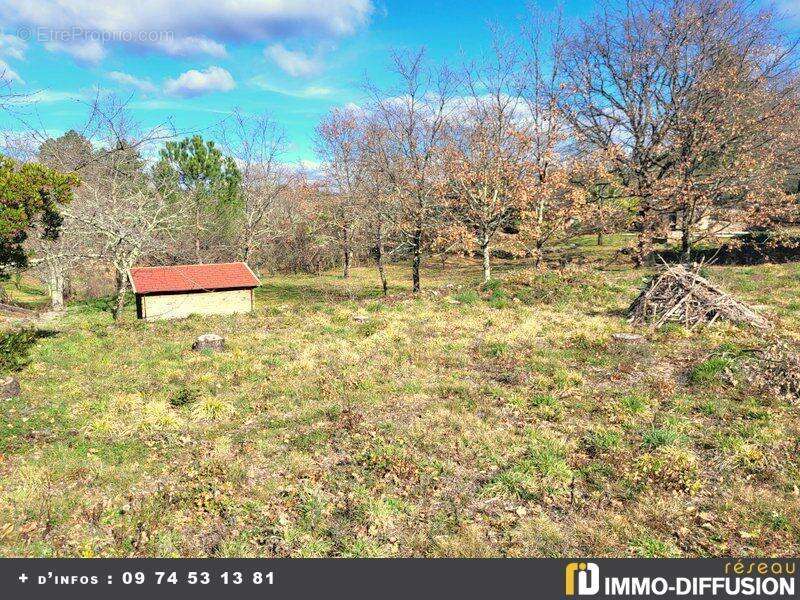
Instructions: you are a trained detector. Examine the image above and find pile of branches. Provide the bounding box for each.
[629,264,769,330]
[745,339,800,402]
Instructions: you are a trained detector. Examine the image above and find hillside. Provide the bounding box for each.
[1,245,799,557]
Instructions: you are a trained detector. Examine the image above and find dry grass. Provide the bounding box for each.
[1,242,799,557]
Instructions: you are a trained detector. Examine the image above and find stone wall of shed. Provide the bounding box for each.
[141,289,252,321]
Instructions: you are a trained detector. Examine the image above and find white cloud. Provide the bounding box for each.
[250,75,333,98]
[0,59,23,84]
[44,40,106,64]
[278,158,323,179]
[163,66,236,98]
[155,36,227,58]
[4,89,86,105]
[299,86,334,98]
[107,71,157,94]
[0,1,373,61]
[0,34,26,60]
[264,44,322,77]
[0,34,27,84]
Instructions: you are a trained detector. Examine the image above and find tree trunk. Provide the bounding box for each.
[195,202,202,263]
[680,204,693,262]
[411,225,422,293]
[242,232,252,264]
[633,202,653,268]
[342,224,352,278]
[375,221,388,296]
[47,262,65,311]
[111,270,128,322]
[481,232,491,284]
[680,226,691,262]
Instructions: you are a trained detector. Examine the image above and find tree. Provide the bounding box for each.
[440,31,534,283]
[316,106,371,279]
[359,116,400,295]
[570,150,631,246]
[270,173,338,274]
[73,151,178,321]
[217,110,287,266]
[29,95,175,310]
[0,155,76,284]
[155,135,242,263]
[33,130,96,310]
[563,0,800,264]
[657,28,800,257]
[512,8,588,266]
[563,0,689,264]
[365,49,457,292]
[66,100,183,321]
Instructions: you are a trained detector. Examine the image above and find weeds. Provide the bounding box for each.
[2,255,799,557]
[0,328,39,373]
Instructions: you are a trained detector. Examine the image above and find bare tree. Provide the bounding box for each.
[360,116,401,295]
[440,28,535,282]
[365,49,457,293]
[21,95,177,311]
[28,131,97,310]
[315,106,368,278]
[64,97,182,321]
[218,109,288,266]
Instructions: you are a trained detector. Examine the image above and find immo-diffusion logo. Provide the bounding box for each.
[565,562,600,596]
[564,560,796,597]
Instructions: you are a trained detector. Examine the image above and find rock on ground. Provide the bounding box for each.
[0,376,20,398]
[612,333,645,343]
[192,334,225,352]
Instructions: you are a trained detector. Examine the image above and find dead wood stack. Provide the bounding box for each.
[629,264,769,330]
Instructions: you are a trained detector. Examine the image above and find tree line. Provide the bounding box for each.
[1,0,799,318]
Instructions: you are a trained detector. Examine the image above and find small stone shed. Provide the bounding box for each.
[128,262,259,321]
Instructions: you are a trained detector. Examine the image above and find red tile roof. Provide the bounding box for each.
[129,262,259,295]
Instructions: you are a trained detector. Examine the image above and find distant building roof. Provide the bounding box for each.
[129,262,259,295]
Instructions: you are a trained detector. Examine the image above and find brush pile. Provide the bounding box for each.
[746,339,800,401]
[629,264,769,330]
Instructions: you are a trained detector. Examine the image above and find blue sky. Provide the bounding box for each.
[0,0,792,163]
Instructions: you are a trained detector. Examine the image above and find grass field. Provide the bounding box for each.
[1,238,799,557]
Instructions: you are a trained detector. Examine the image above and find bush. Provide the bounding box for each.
[0,328,38,374]
[169,384,202,407]
[689,357,732,385]
[453,290,479,305]
[641,426,679,450]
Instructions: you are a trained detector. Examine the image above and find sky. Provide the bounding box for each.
[0,0,796,164]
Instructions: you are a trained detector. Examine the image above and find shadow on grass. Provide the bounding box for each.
[256,280,387,304]
[0,327,58,374]
[651,233,800,266]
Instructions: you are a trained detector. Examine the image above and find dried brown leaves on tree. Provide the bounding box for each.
[563,0,800,264]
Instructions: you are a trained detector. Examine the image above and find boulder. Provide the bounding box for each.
[0,376,20,398]
[192,334,225,352]
[612,333,645,343]
[353,314,370,324]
